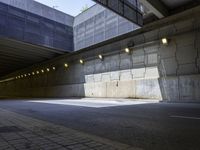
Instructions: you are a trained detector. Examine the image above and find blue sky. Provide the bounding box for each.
[34,0,95,16]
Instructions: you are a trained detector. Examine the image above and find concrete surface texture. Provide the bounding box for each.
[0,1,74,51]
[74,4,139,50]
[0,99,200,150]
[0,0,74,26]
[1,6,200,102]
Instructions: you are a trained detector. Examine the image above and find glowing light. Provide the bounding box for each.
[64,63,68,68]
[41,69,44,73]
[28,73,31,76]
[125,48,130,53]
[52,67,56,70]
[162,38,168,45]
[47,68,50,72]
[80,59,84,64]
[98,54,103,60]
[36,71,40,74]
[32,72,35,75]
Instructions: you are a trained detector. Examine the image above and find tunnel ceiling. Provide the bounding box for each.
[140,0,200,24]
[0,38,68,77]
[92,0,200,25]
[161,0,195,10]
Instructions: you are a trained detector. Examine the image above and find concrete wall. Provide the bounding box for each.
[1,6,200,102]
[74,4,139,50]
[0,0,74,26]
[0,1,74,51]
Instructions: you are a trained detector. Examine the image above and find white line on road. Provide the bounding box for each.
[170,115,200,120]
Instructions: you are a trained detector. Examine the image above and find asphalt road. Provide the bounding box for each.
[0,99,200,150]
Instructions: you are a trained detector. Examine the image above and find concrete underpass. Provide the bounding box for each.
[0,0,200,150]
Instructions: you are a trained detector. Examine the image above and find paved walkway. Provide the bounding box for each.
[0,108,141,150]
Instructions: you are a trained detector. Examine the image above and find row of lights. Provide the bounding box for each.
[15,38,169,80]
[77,38,167,64]
[15,67,56,79]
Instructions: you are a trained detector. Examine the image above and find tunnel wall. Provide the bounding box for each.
[0,7,200,102]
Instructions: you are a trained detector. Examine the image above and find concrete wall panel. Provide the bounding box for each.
[135,79,162,99]
[159,77,179,101]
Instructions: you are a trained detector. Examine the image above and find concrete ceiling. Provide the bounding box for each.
[0,38,68,77]
[139,0,200,23]
[161,0,194,9]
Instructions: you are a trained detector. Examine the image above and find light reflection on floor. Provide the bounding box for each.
[28,98,160,108]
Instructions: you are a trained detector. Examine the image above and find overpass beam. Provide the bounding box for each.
[139,0,169,18]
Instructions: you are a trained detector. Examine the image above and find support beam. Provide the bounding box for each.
[139,0,169,18]
[93,0,143,26]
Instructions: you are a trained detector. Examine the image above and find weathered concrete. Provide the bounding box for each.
[0,0,74,26]
[1,6,200,102]
[74,4,139,50]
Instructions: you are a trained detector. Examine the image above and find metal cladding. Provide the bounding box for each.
[92,0,143,26]
[0,2,74,51]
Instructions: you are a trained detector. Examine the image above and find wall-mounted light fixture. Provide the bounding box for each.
[52,67,56,70]
[161,38,169,45]
[36,71,40,74]
[64,63,68,68]
[125,48,130,54]
[41,69,44,73]
[98,54,103,60]
[80,59,84,64]
[47,68,50,72]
